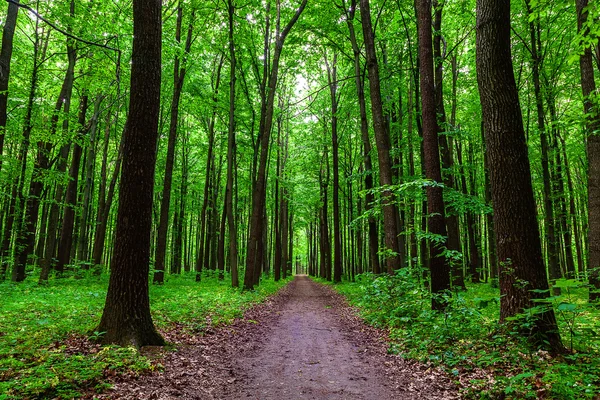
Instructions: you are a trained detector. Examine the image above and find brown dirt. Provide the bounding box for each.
[93,275,458,399]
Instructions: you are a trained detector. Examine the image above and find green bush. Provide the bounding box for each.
[328,272,600,399]
[0,272,290,399]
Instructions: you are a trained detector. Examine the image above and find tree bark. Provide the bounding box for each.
[416,0,451,309]
[97,0,164,348]
[476,0,563,352]
[360,0,402,273]
[575,0,600,303]
[0,0,19,169]
[344,2,380,273]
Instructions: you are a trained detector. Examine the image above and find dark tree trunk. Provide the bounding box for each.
[92,129,123,269]
[0,0,19,169]
[96,0,164,348]
[226,0,239,287]
[476,0,563,352]
[154,3,193,284]
[360,0,402,273]
[575,0,600,303]
[344,3,380,274]
[416,0,451,309]
[433,1,465,290]
[56,94,89,272]
[325,51,342,283]
[76,95,103,263]
[481,123,498,286]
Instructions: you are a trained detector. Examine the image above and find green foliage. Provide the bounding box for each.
[329,273,600,399]
[0,273,289,399]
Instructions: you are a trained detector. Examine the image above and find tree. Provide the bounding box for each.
[360,0,403,273]
[0,0,19,169]
[416,0,451,309]
[153,1,194,284]
[575,0,600,303]
[96,0,164,347]
[476,0,563,352]
[244,0,308,290]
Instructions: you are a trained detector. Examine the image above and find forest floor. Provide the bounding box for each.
[94,275,458,399]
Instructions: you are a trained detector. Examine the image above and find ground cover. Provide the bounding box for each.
[325,271,600,399]
[0,272,288,399]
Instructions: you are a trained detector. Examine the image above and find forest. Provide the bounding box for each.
[1,0,600,398]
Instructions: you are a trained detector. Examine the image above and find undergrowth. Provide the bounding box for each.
[0,271,289,399]
[324,270,600,399]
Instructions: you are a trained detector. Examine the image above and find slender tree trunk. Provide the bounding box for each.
[244,0,307,289]
[56,94,89,272]
[344,1,380,274]
[324,51,342,283]
[195,55,223,282]
[154,3,193,284]
[575,0,600,302]
[417,0,451,309]
[525,2,561,282]
[0,0,19,169]
[360,0,402,273]
[433,1,464,290]
[226,0,239,286]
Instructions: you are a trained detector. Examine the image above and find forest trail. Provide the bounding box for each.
[97,276,457,399]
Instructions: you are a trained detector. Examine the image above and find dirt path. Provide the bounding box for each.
[97,276,457,399]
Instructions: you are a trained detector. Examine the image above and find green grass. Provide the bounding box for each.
[322,271,600,399]
[0,271,290,399]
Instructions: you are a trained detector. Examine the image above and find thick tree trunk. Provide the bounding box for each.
[97,0,164,347]
[476,0,563,352]
[360,0,402,273]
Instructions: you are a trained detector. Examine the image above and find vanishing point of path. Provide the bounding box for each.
[97,276,458,399]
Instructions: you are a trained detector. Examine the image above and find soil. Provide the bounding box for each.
[94,275,458,399]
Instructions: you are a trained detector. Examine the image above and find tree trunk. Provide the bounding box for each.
[575,0,600,303]
[416,0,451,309]
[360,0,402,273]
[476,0,563,352]
[154,3,193,284]
[325,51,342,283]
[226,0,239,287]
[0,0,19,169]
[97,0,164,347]
[526,2,561,282]
[433,1,465,290]
[344,1,380,274]
[56,94,89,272]
[244,0,307,289]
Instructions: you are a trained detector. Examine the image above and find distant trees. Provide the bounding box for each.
[0,0,596,351]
